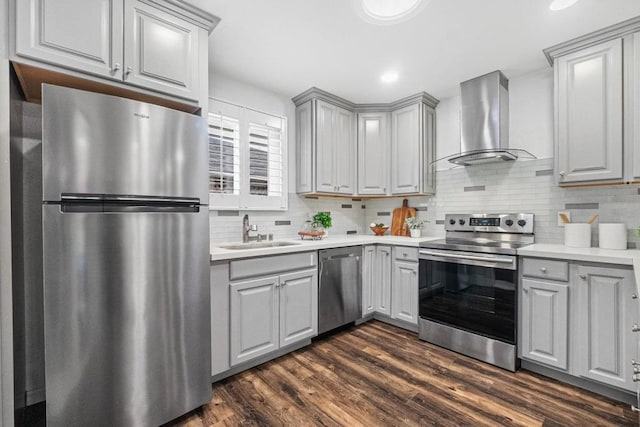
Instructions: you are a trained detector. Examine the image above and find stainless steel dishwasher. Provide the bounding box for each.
[318,246,362,334]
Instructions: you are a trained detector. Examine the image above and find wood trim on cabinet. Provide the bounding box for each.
[12,62,200,114]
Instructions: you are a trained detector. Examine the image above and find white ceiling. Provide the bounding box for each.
[184,0,640,103]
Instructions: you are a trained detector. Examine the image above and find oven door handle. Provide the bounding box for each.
[419,249,515,266]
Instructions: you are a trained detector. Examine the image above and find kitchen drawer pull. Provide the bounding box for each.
[632,324,640,333]
[540,267,547,273]
[633,293,638,300]
[633,373,640,382]
[632,405,640,413]
[113,63,121,71]
[578,274,586,280]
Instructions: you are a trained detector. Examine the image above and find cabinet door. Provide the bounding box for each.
[521,278,569,370]
[124,0,200,101]
[230,276,279,366]
[334,107,355,194]
[391,103,421,194]
[375,246,392,316]
[556,39,623,184]
[576,266,637,391]
[422,107,436,195]
[296,101,314,193]
[361,245,376,316]
[279,269,318,347]
[15,0,123,80]
[315,100,337,193]
[392,259,419,324]
[358,112,389,195]
[630,33,640,181]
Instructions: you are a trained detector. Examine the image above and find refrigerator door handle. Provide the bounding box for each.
[61,193,201,205]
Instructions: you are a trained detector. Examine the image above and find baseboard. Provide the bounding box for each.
[211,339,312,383]
[373,313,418,333]
[521,360,636,405]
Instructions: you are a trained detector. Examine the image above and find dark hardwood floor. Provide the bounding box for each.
[172,321,638,426]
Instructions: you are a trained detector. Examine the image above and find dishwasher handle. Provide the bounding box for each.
[320,252,359,262]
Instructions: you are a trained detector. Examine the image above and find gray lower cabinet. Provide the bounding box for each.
[521,278,569,370]
[230,275,280,365]
[520,257,639,393]
[391,247,419,325]
[362,245,392,317]
[576,265,637,391]
[230,268,318,367]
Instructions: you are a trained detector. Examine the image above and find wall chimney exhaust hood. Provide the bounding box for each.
[446,70,534,166]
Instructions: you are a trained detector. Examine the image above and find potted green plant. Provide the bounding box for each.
[312,211,332,237]
[405,217,424,238]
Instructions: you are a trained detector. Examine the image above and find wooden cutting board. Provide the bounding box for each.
[391,199,416,236]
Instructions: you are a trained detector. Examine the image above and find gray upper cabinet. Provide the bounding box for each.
[13,0,217,103]
[123,0,200,100]
[521,277,569,370]
[293,88,438,197]
[391,103,421,194]
[576,265,637,392]
[545,19,640,186]
[15,0,124,80]
[294,95,355,195]
[555,39,623,184]
[358,112,389,195]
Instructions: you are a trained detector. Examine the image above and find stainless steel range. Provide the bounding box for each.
[418,213,534,371]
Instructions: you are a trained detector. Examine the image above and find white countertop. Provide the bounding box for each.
[210,235,442,261]
[517,243,640,266]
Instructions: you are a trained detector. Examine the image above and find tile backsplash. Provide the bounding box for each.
[210,158,640,248]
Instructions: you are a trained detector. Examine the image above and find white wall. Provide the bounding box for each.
[435,68,554,169]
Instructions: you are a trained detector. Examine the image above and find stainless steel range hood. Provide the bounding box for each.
[448,70,534,166]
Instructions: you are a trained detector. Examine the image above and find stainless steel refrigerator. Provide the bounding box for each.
[41,85,211,426]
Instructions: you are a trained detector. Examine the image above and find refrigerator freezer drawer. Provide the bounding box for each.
[42,85,208,203]
[43,205,210,426]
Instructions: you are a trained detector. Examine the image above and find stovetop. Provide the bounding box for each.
[420,213,535,255]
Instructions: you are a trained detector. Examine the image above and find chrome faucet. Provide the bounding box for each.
[242,214,250,243]
[242,214,260,243]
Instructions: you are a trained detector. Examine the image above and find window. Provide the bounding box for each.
[208,99,287,210]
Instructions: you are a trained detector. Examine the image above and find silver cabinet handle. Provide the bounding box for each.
[632,324,640,332]
[523,287,529,293]
[632,405,640,412]
[632,359,640,366]
[633,294,638,300]
[125,66,133,76]
[578,274,586,280]
[540,267,547,273]
[403,252,408,257]
[113,63,121,71]
[559,171,565,179]
[412,270,417,275]
[633,373,640,382]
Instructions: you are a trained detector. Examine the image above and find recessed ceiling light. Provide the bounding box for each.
[381,71,399,83]
[549,0,579,11]
[356,0,430,25]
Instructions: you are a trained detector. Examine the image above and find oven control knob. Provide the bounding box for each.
[517,219,527,227]
[505,219,514,227]
[449,219,456,225]
[458,219,466,225]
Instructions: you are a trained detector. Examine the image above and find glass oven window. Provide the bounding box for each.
[419,259,516,343]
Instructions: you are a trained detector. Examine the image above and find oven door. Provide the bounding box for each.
[418,249,517,344]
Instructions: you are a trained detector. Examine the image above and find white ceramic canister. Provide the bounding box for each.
[598,223,627,250]
[564,223,591,248]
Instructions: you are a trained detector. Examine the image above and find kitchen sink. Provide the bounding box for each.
[219,241,301,250]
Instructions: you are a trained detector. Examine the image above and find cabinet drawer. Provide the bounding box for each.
[394,246,418,262]
[230,251,317,281]
[522,258,569,282]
